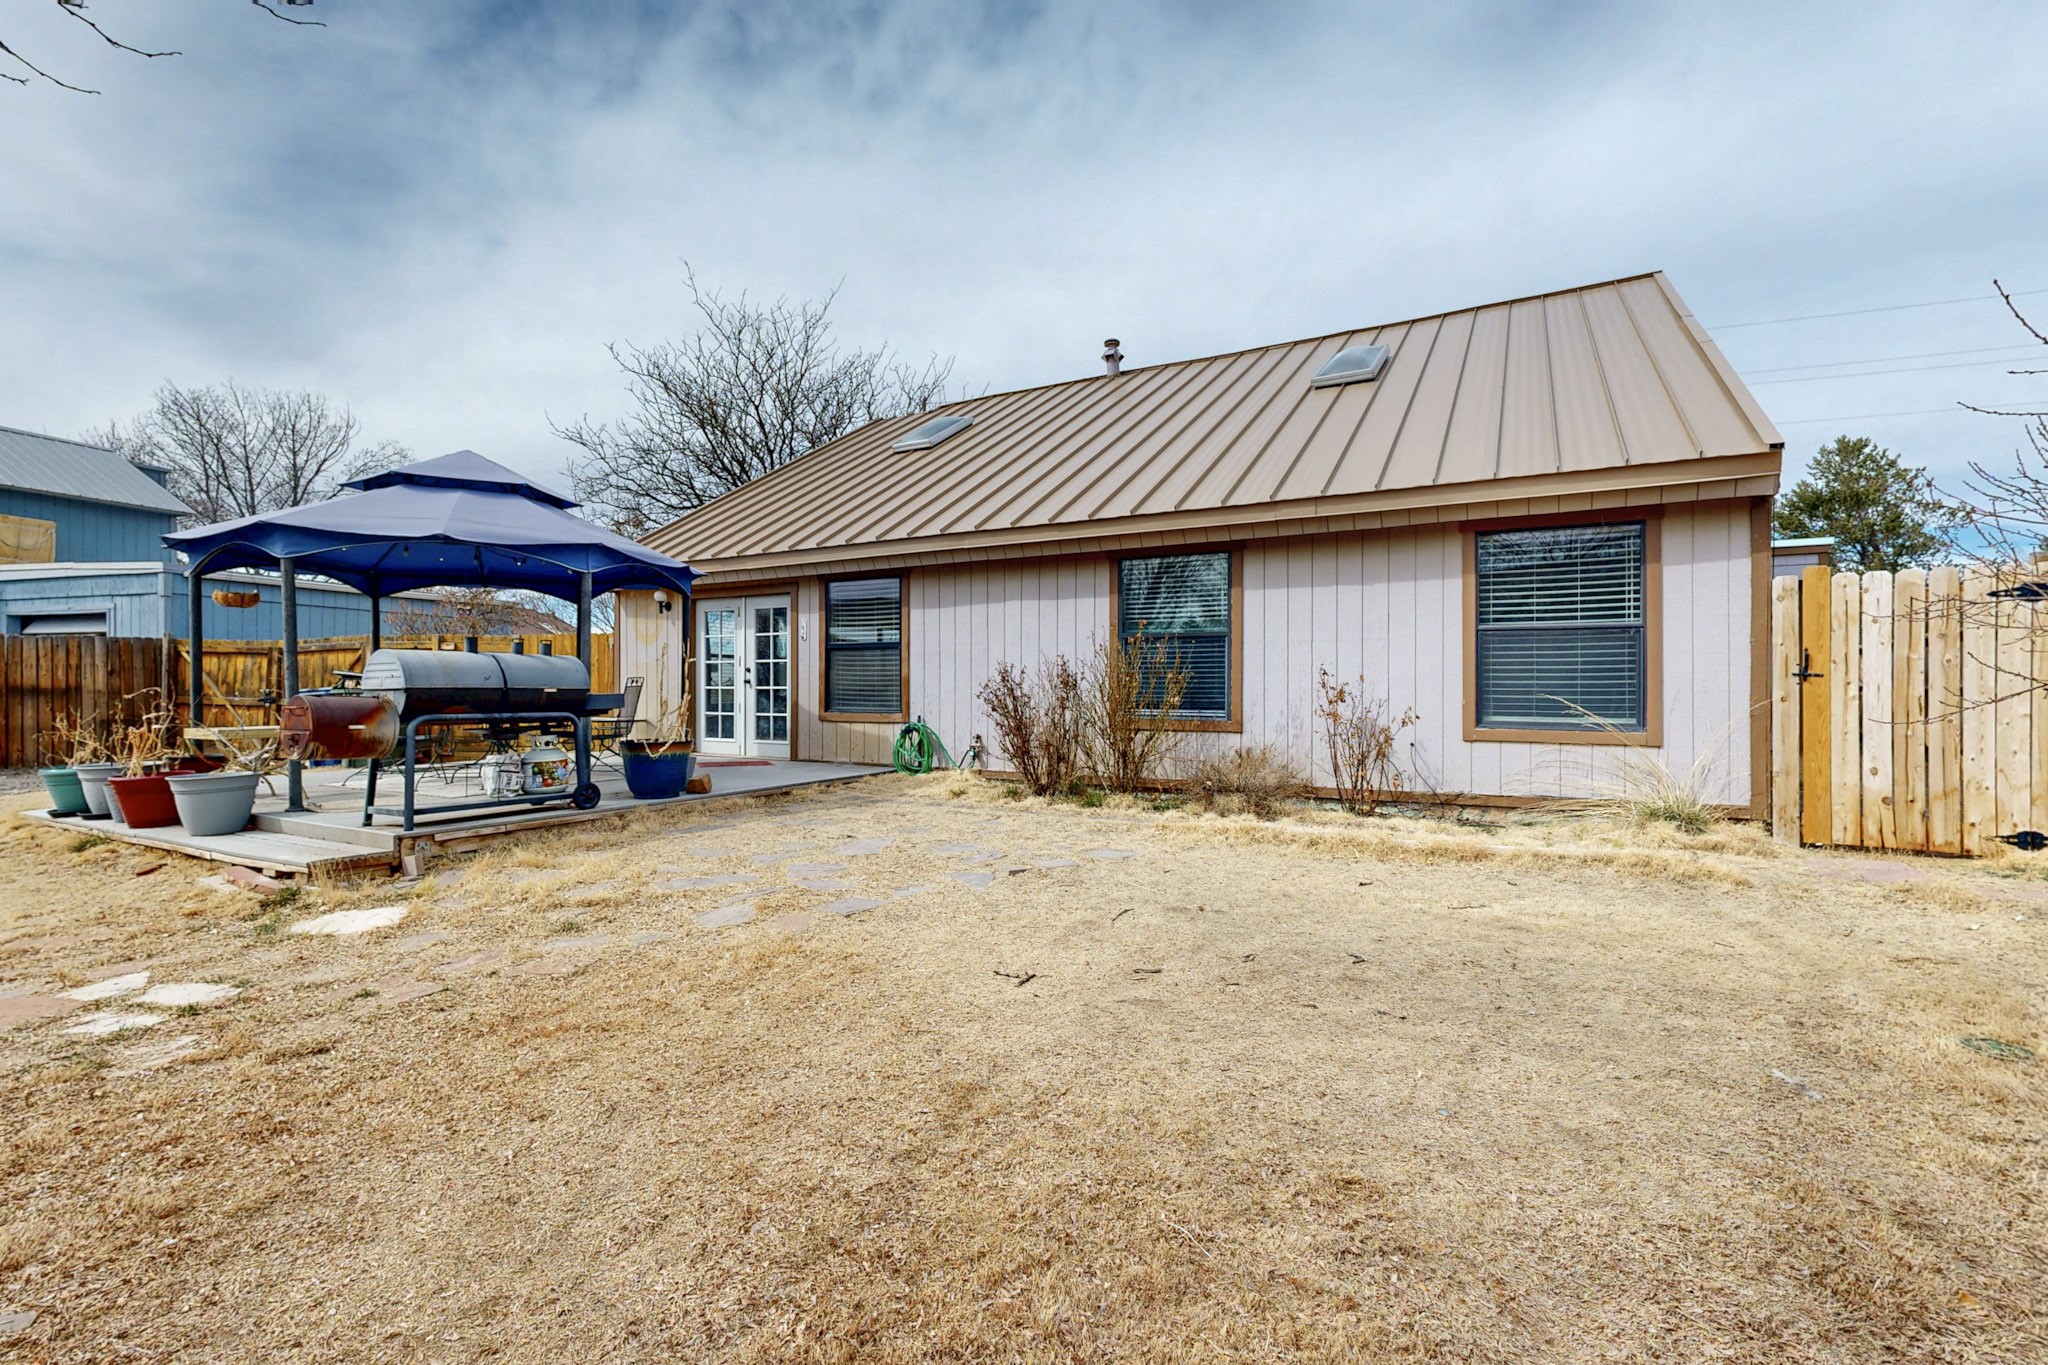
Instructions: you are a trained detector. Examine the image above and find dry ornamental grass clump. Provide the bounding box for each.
[1184,743,1310,819]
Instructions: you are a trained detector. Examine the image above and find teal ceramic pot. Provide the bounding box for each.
[39,767,88,814]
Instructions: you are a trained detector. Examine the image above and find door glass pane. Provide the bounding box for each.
[702,608,736,741]
[753,604,790,744]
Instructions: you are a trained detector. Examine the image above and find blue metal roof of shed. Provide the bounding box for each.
[0,424,191,516]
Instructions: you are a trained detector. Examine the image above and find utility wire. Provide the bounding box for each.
[1750,355,2048,385]
[1743,343,2044,376]
[1709,288,2047,330]
[1776,406,1999,425]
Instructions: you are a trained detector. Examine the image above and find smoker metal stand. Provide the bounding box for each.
[363,711,599,833]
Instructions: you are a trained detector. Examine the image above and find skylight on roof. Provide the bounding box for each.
[891,414,974,452]
[1309,344,1390,389]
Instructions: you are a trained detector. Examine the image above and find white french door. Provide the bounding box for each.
[696,595,791,759]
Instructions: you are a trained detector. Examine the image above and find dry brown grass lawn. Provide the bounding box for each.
[1,774,2044,1362]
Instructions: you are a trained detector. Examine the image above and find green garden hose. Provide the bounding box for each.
[892,717,956,774]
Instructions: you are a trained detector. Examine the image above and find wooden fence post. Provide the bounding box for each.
[1896,568,1929,851]
[1860,571,1895,849]
[1926,566,1963,854]
[1771,574,1801,842]
[1961,567,1996,855]
[1800,565,1833,845]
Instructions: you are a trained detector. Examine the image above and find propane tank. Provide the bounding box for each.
[521,739,572,794]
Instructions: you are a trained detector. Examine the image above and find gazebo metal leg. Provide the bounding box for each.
[282,556,303,813]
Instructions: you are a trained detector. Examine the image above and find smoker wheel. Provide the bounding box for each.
[571,782,602,811]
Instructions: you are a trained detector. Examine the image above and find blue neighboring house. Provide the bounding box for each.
[0,423,411,640]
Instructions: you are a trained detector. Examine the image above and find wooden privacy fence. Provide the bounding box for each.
[1771,564,2047,854]
[0,633,616,767]
[0,636,169,768]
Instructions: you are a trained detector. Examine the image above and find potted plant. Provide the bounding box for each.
[37,713,101,815]
[53,714,124,819]
[620,647,696,800]
[106,692,183,829]
[167,732,275,838]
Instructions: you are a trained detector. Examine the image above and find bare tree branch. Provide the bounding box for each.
[5,0,317,92]
[554,265,958,536]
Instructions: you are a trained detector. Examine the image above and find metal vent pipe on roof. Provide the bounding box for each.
[1102,339,1123,376]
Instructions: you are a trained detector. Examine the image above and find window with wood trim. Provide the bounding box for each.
[824,576,903,715]
[1117,551,1232,720]
[1475,522,1646,731]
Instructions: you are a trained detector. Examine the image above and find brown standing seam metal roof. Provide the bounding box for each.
[645,272,1781,568]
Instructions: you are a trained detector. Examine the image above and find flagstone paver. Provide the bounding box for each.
[136,982,239,1009]
[434,950,505,976]
[950,871,995,890]
[1079,848,1139,860]
[1035,858,1081,869]
[0,995,83,1029]
[542,935,619,952]
[784,862,849,878]
[765,911,813,933]
[376,981,447,1005]
[694,904,756,929]
[115,1035,202,1073]
[65,1011,166,1036]
[510,957,582,978]
[657,874,758,891]
[836,838,893,855]
[289,905,408,936]
[817,897,884,917]
[931,841,994,855]
[890,884,933,899]
[59,971,149,1002]
[629,931,668,946]
[391,932,456,952]
[0,1311,37,1343]
[794,878,855,892]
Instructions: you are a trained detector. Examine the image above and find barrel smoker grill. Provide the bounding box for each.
[279,649,615,832]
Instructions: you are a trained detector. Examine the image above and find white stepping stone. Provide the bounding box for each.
[59,971,149,1002]
[1035,858,1080,870]
[1079,848,1139,860]
[837,838,893,855]
[65,1011,165,1036]
[657,874,757,891]
[817,897,883,917]
[794,878,855,892]
[950,871,994,890]
[694,904,755,929]
[114,1035,200,1073]
[289,905,408,936]
[136,982,239,1008]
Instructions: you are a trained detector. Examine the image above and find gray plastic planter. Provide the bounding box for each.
[73,762,122,817]
[166,770,261,837]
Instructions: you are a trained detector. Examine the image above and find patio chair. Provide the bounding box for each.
[589,676,644,771]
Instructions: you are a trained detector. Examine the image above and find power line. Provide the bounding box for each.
[1708,288,2048,330]
[1775,406,2003,425]
[1750,355,2048,385]
[1743,343,2044,376]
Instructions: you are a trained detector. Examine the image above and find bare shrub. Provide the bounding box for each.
[975,656,1083,797]
[1185,745,1310,819]
[1083,632,1190,793]
[1316,669,1418,816]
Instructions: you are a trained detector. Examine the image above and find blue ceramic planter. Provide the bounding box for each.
[621,746,695,800]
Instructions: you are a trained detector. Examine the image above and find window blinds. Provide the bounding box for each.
[1119,552,1231,719]
[824,577,903,714]
[1475,523,1645,729]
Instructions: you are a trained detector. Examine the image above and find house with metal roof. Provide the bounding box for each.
[623,271,1783,810]
[0,424,190,564]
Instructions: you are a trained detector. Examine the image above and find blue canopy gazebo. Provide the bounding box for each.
[164,450,697,811]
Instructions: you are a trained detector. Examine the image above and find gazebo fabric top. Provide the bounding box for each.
[164,451,698,598]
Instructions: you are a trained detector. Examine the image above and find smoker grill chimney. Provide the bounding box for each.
[1102,339,1123,376]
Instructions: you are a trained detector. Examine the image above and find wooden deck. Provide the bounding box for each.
[18,760,887,877]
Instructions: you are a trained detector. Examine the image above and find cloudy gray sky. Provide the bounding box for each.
[3,0,2044,497]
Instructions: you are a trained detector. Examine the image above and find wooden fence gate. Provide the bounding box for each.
[1771,564,2048,854]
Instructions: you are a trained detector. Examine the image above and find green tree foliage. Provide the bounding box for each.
[1772,436,1959,571]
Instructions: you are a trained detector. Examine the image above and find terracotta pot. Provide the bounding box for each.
[108,774,180,829]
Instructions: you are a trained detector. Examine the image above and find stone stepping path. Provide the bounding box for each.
[434,949,505,976]
[891,884,932,899]
[66,1011,166,1036]
[657,874,758,891]
[751,846,818,865]
[835,838,893,855]
[1080,848,1139,860]
[816,896,883,917]
[0,994,83,1030]
[931,841,998,856]
[794,877,855,892]
[376,980,446,1005]
[629,931,667,946]
[1036,858,1080,870]
[784,861,849,878]
[542,934,619,952]
[391,932,455,952]
[116,1035,202,1072]
[765,911,813,933]
[694,904,755,929]
[60,971,149,1002]
[510,956,582,978]
[136,982,239,1009]
[289,905,407,936]
[951,871,995,890]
